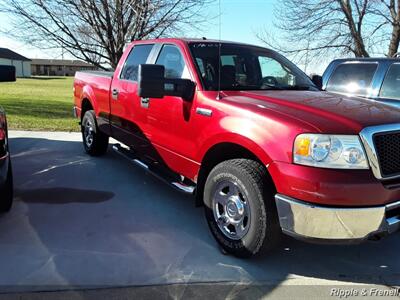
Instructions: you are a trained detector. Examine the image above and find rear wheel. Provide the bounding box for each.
[203,159,281,258]
[81,110,109,156]
[0,160,13,213]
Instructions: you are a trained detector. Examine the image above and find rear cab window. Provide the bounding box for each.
[120,44,154,81]
[380,63,400,100]
[326,63,378,97]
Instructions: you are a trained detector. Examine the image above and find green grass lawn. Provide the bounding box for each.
[0,77,79,131]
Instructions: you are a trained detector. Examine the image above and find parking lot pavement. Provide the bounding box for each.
[0,131,399,297]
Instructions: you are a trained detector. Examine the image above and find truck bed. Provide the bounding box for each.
[73,71,114,120]
[76,70,114,78]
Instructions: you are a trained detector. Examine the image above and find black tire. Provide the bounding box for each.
[0,160,13,213]
[81,110,109,156]
[203,159,281,258]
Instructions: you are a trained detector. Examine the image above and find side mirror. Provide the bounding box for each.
[310,74,323,90]
[138,64,165,98]
[0,66,16,82]
[138,64,195,101]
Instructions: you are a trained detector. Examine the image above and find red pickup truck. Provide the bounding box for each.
[0,67,15,213]
[74,38,400,258]
[0,108,12,212]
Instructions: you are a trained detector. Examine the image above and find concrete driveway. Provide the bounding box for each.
[0,131,399,298]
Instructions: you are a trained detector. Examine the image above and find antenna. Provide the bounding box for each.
[217,0,222,100]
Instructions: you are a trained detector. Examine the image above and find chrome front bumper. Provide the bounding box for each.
[275,194,400,241]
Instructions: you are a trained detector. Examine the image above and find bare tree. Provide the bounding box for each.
[257,0,400,65]
[1,0,213,69]
[371,0,400,57]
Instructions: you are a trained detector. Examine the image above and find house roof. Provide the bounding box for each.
[0,48,31,61]
[30,59,96,67]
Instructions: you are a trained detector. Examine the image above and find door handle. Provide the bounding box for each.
[112,89,119,100]
[141,97,150,108]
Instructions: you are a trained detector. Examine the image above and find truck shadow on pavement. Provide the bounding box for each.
[0,136,399,297]
[16,188,114,204]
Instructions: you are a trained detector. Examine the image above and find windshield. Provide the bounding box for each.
[189,42,317,91]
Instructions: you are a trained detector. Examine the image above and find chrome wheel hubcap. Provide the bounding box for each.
[84,121,94,147]
[212,180,250,240]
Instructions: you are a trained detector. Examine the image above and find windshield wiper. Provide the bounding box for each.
[284,85,314,91]
[259,84,284,90]
[225,84,283,91]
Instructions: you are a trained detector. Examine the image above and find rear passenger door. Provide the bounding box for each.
[110,43,154,149]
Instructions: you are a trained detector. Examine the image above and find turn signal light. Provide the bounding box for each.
[294,137,310,156]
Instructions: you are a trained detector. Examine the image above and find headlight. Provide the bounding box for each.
[293,134,369,169]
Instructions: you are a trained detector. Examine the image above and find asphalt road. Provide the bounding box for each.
[0,131,399,299]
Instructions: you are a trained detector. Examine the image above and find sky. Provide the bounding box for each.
[199,0,275,46]
[0,0,328,74]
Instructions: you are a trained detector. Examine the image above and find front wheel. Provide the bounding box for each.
[0,160,13,213]
[203,159,281,258]
[81,110,109,156]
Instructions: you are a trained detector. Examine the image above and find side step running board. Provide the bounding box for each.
[112,144,196,195]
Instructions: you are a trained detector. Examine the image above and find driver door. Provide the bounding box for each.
[144,43,199,177]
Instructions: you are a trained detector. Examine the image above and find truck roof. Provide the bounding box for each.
[330,57,400,63]
[132,37,268,49]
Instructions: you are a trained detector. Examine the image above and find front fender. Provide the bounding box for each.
[197,132,273,167]
[196,114,298,166]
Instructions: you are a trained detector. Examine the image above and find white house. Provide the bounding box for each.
[0,48,31,77]
[31,59,97,76]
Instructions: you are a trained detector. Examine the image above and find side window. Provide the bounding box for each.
[120,44,154,81]
[221,55,236,66]
[326,63,378,96]
[196,58,206,75]
[220,54,248,87]
[258,56,295,86]
[156,45,190,79]
[380,64,400,100]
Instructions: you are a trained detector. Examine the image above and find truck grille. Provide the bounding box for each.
[373,132,400,178]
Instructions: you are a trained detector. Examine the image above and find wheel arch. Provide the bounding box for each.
[195,141,275,206]
[81,98,94,120]
[79,85,98,119]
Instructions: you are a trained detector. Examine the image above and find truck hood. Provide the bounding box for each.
[221,90,400,134]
